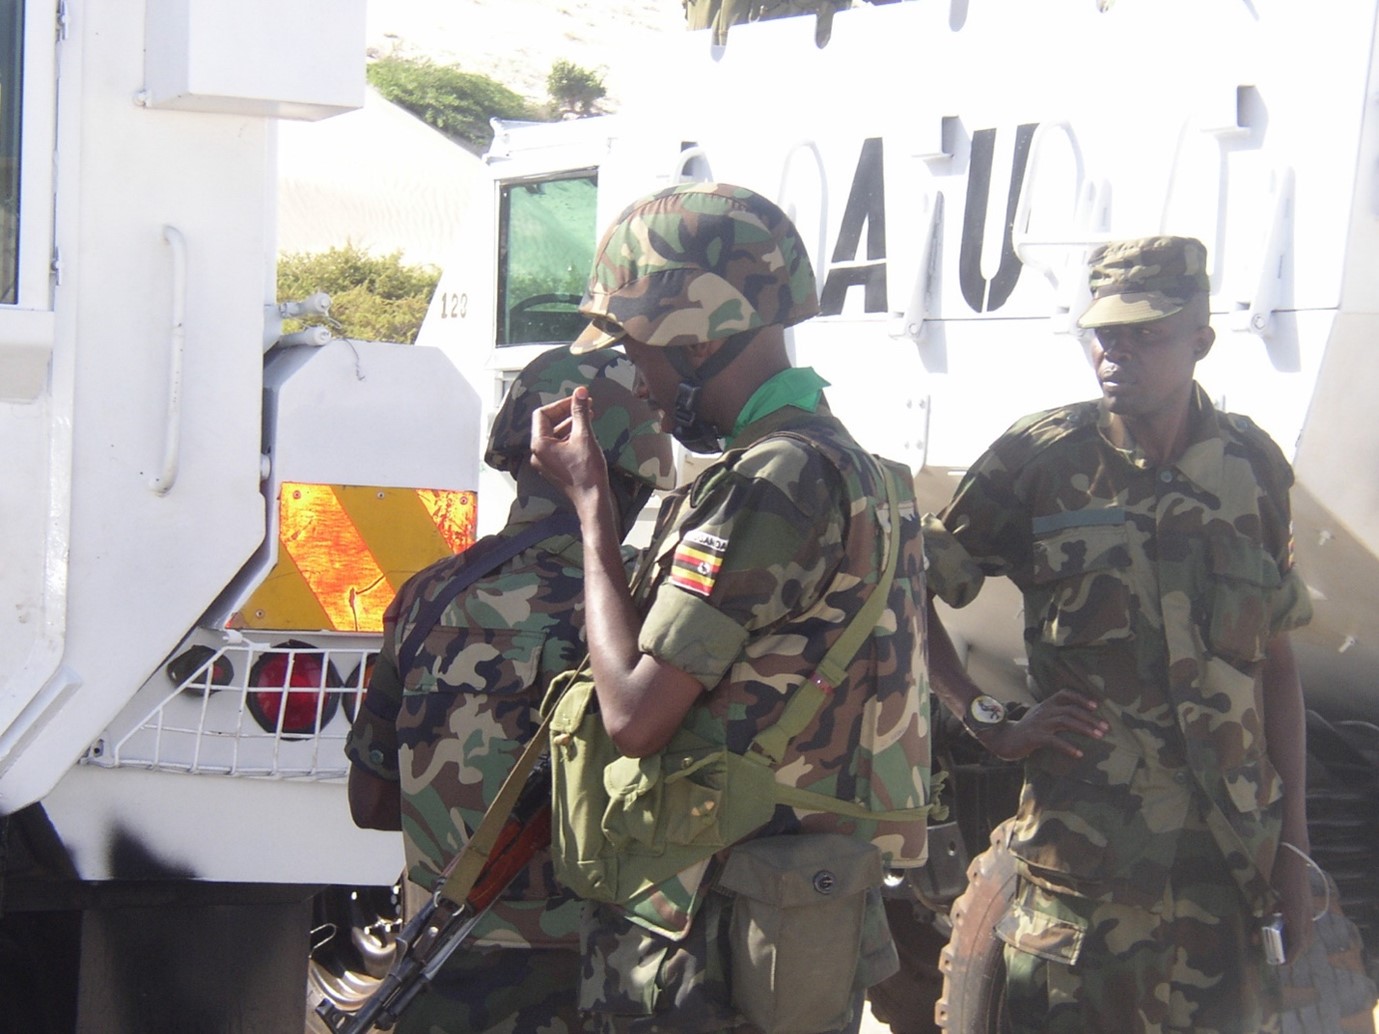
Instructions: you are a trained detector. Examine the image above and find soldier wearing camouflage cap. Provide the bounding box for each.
[344,346,672,1034]
[531,183,933,1032]
[571,180,821,453]
[921,236,1328,1032]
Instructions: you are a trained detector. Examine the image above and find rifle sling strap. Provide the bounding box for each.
[746,449,903,768]
[438,711,553,907]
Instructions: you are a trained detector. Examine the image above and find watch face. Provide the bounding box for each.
[969,695,1007,725]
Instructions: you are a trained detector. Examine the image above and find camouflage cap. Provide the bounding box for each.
[1077,236,1210,329]
[571,182,820,353]
[485,345,675,489]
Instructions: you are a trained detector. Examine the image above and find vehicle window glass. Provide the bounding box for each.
[496,172,597,347]
[0,0,21,305]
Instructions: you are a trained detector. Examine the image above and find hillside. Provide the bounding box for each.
[365,0,686,111]
[276,1,687,263]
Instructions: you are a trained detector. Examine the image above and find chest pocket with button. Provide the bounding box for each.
[1205,532,1282,665]
[1028,509,1134,648]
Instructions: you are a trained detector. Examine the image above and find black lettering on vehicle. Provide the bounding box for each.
[959,123,1036,313]
[820,137,887,316]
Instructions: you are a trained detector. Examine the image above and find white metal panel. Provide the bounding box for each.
[0,2,66,749]
[43,764,402,884]
[143,0,365,120]
[609,1,1368,322]
[0,0,341,811]
[201,339,482,627]
[574,0,1372,476]
[266,340,479,491]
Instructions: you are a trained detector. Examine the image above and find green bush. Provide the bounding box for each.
[367,56,534,149]
[547,60,607,116]
[277,245,440,344]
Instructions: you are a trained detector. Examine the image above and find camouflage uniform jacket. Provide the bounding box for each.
[641,401,930,890]
[925,385,1312,914]
[578,400,930,1028]
[345,490,587,949]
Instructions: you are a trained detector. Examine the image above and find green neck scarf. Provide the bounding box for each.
[726,367,830,446]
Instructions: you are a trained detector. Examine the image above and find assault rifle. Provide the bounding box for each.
[314,756,553,1034]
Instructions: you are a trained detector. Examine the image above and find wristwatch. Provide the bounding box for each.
[968,694,1008,728]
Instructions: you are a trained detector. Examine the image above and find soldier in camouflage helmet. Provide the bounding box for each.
[530,182,933,1033]
[344,345,673,1034]
[921,236,1325,1032]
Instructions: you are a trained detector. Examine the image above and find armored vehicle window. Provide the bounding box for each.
[0,0,21,305]
[495,172,597,347]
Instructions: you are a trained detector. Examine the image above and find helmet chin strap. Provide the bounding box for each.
[666,332,754,454]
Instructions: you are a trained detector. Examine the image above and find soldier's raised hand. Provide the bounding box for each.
[531,386,611,517]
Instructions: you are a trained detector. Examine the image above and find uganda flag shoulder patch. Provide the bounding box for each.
[670,528,728,598]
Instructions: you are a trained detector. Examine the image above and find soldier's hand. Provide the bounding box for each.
[531,386,610,512]
[976,689,1108,762]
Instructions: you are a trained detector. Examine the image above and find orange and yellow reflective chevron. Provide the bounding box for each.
[231,483,477,633]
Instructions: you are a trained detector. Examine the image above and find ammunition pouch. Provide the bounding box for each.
[546,671,776,910]
[718,834,896,1034]
[546,669,935,931]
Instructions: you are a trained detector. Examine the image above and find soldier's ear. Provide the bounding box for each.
[1193,326,1216,361]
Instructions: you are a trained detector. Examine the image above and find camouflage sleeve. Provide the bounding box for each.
[639,437,846,689]
[344,651,403,780]
[1229,412,1315,636]
[925,432,1035,608]
[1271,568,1313,634]
[921,512,986,609]
[1262,481,1314,636]
[344,599,405,780]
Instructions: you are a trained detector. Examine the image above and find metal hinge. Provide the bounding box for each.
[51,246,62,286]
[56,0,69,40]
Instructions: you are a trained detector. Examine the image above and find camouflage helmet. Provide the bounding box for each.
[1078,236,1211,328]
[484,345,675,489]
[571,182,820,353]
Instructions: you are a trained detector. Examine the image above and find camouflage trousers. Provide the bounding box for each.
[999,809,1278,1034]
[394,946,588,1034]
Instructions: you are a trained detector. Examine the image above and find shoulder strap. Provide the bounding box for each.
[746,452,905,767]
[396,512,580,674]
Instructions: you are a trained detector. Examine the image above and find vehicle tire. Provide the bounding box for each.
[935,821,1017,1034]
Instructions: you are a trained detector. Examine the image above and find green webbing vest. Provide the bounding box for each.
[544,448,941,921]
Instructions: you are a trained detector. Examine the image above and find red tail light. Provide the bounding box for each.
[344,653,378,723]
[248,642,340,736]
